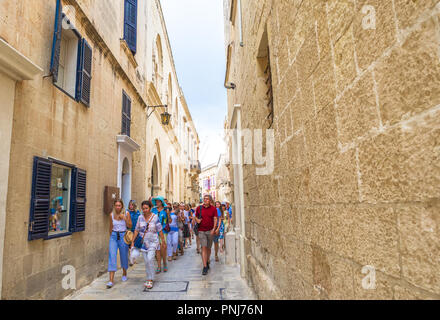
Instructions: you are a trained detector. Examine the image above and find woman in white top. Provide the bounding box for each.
[107,199,132,289]
[132,200,165,289]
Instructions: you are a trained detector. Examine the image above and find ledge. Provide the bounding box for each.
[116,135,140,153]
[120,39,138,69]
[0,39,43,81]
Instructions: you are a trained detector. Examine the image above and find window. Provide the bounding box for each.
[153,36,164,98]
[124,0,138,54]
[257,26,274,128]
[28,157,87,240]
[49,163,71,236]
[50,0,93,106]
[230,0,237,25]
[237,0,243,46]
[122,91,132,136]
[55,28,80,97]
[229,0,243,45]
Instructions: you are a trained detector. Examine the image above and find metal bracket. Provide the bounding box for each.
[147,105,167,119]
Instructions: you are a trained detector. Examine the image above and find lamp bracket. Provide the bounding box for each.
[147,105,168,119]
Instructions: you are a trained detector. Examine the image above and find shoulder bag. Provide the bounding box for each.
[133,215,154,249]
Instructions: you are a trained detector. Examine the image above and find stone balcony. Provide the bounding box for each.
[190,160,201,175]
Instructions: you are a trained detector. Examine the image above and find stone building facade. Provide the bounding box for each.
[216,153,233,203]
[224,0,440,299]
[200,163,218,201]
[0,0,199,299]
[199,153,232,204]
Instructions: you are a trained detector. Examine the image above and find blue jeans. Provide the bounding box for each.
[108,231,129,272]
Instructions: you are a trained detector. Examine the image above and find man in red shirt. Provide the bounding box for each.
[194,195,218,275]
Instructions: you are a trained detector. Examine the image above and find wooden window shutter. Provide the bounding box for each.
[124,0,138,54]
[71,168,87,232]
[122,92,131,137]
[28,157,52,240]
[77,39,93,107]
[50,0,63,83]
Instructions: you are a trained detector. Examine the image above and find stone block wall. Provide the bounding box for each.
[0,0,147,299]
[227,0,440,299]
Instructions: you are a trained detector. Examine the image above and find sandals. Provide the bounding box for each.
[163,266,168,273]
[156,267,161,274]
[144,280,154,289]
[106,282,114,289]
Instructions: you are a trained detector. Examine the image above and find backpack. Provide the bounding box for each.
[193,206,203,233]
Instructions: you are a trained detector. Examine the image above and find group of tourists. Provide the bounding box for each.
[106,194,233,289]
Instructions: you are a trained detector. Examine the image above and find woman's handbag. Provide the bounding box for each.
[121,212,133,245]
[124,230,134,245]
[133,215,153,249]
[129,247,140,265]
[133,233,144,249]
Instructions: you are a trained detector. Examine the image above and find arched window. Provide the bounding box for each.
[174,97,179,128]
[167,73,173,126]
[167,74,172,107]
[153,35,164,100]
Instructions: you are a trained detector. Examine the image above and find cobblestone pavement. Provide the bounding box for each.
[66,242,255,300]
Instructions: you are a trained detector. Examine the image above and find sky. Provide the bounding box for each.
[160,0,227,168]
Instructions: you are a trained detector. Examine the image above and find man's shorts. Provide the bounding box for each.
[199,231,213,249]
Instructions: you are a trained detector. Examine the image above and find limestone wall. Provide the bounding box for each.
[0,0,197,299]
[225,0,440,299]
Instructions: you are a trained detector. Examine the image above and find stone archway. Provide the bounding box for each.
[151,156,159,197]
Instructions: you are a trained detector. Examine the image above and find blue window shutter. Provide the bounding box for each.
[77,38,93,106]
[28,157,52,241]
[122,92,131,136]
[121,92,127,135]
[71,168,87,232]
[50,0,63,83]
[124,0,137,54]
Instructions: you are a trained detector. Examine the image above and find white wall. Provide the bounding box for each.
[117,145,133,208]
[0,71,16,298]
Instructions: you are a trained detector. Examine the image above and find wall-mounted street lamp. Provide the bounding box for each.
[147,105,171,126]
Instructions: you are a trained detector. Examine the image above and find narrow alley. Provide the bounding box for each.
[0,0,439,302]
[66,245,254,300]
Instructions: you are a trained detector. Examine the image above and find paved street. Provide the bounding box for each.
[66,243,255,300]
